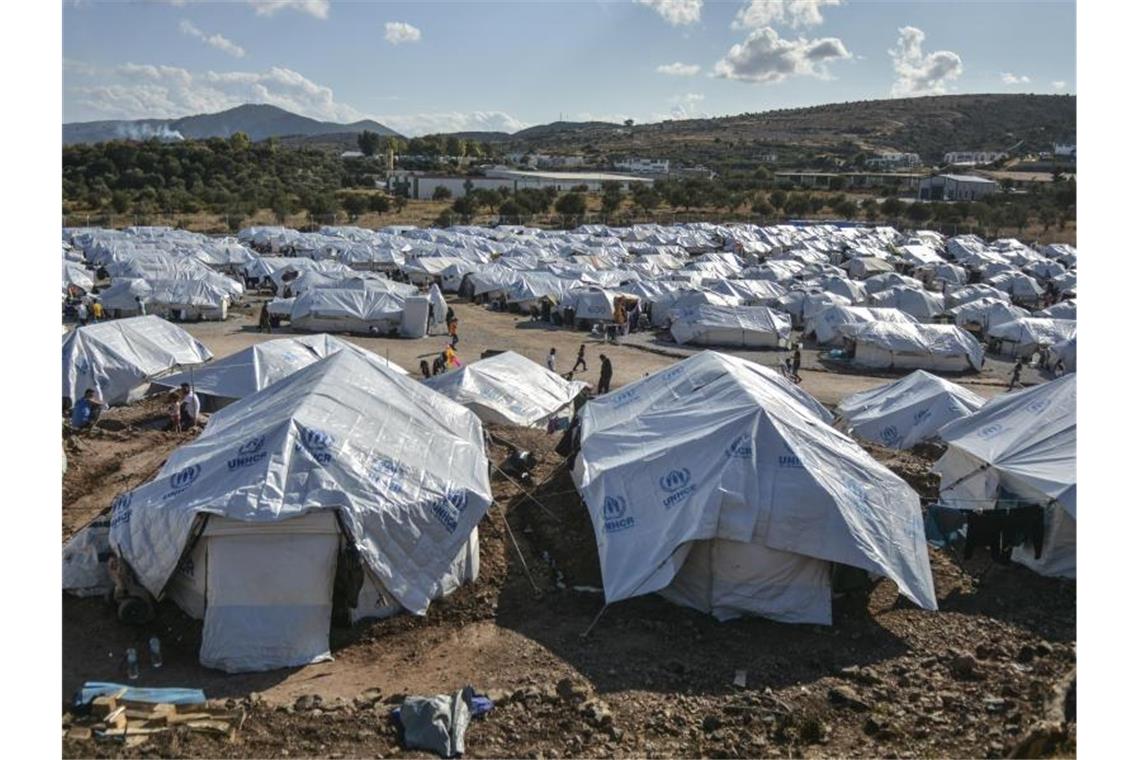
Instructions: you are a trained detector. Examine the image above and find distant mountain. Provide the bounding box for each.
[63,104,403,145]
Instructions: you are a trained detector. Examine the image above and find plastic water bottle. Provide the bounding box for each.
[126,648,140,680]
[149,637,163,669]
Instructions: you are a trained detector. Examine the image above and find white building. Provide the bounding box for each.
[535,154,587,170]
[1053,142,1076,159]
[866,152,921,169]
[756,152,779,163]
[614,157,670,175]
[917,174,1000,202]
[943,151,1007,166]
[389,168,653,200]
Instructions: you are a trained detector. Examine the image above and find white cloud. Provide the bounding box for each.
[379,111,528,136]
[665,92,708,120]
[1052,80,1067,90]
[732,0,842,30]
[384,21,422,45]
[888,26,963,97]
[73,63,365,123]
[713,26,850,83]
[656,61,701,76]
[635,0,702,26]
[248,1,329,18]
[179,20,246,58]
[1001,72,1030,85]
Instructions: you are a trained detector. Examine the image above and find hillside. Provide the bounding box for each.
[63,104,402,145]
[496,94,1076,165]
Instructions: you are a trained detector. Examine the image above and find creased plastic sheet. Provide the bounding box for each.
[572,351,936,623]
[840,322,985,371]
[934,374,1076,518]
[62,315,213,405]
[806,305,916,345]
[425,351,587,427]
[109,350,493,621]
[669,305,792,348]
[837,370,986,450]
[154,334,407,404]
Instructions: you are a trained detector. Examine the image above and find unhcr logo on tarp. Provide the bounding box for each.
[163,464,201,500]
[610,387,640,408]
[1027,397,1052,414]
[228,435,267,470]
[725,434,752,459]
[880,425,901,446]
[913,407,932,424]
[660,468,696,509]
[603,495,634,533]
[109,491,132,527]
[430,489,468,534]
[295,428,335,465]
[368,455,407,494]
[978,423,1003,439]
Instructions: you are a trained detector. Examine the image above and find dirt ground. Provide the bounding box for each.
[61,301,1074,758]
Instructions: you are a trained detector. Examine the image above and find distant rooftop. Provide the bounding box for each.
[938,174,999,184]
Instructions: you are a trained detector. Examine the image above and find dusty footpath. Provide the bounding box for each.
[62,301,1073,758]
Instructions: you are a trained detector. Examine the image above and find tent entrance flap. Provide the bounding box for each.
[197,512,340,673]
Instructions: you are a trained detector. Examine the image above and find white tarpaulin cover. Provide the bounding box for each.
[986,318,1077,356]
[837,370,986,449]
[932,375,1076,577]
[154,334,406,406]
[841,322,985,372]
[109,350,493,669]
[807,305,916,345]
[572,351,937,624]
[670,305,792,348]
[934,374,1076,517]
[424,351,587,427]
[62,315,213,405]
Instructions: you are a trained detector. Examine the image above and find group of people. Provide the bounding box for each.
[421,343,463,378]
[72,298,105,327]
[165,383,202,432]
[547,344,613,394]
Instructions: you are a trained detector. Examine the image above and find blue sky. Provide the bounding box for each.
[63,1,1076,136]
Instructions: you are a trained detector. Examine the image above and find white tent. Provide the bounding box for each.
[949,297,1030,334]
[109,350,492,672]
[840,322,984,372]
[63,262,95,295]
[572,351,936,624]
[424,351,587,427]
[837,370,986,449]
[846,256,897,280]
[670,305,792,348]
[62,315,213,405]
[154,334,406,410]
[288,288,410,335]
[933,375,1075,577]
[806,305,916,346]
[1035,300,1076,320]
[1045,334,1076,373]
[868,285,946,322]
[985,318,1077,359]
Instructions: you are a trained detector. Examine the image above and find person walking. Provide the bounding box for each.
[258,302,272,334]
[1008,358,1023,391]
[546,347,557,373]
[76,301,89,327]
[448,317,459,347]
[179,383,201,430]
[91,300,105,322]
[572,344,587,373]
[597,353,613,395]
[791,345,802,383]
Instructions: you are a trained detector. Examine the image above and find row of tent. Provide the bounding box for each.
[64,324,1074,672]
[65,224,1074,330]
